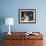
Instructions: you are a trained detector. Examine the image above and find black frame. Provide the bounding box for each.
[18,9,36,24]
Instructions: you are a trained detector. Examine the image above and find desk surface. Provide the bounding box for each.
[4,32,43,40]
[4,32,42,35]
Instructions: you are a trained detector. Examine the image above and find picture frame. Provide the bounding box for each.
[18,9,36,24]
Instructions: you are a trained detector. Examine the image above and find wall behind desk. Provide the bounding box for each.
[0,0,46,32]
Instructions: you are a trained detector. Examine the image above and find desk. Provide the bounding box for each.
[4,32,43,46]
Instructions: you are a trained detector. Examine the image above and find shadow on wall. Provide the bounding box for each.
[0,16,5,46]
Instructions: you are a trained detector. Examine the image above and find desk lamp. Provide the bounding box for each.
[5,18,14,35]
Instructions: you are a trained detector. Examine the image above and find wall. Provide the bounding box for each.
[0,0,46,32]
[0,0,46,46]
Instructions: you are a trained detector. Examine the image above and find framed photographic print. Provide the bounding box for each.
[18,9,36,23]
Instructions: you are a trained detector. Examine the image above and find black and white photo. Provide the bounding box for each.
[18,9,36,23]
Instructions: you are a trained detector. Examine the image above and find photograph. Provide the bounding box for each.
[18,9,36,23]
